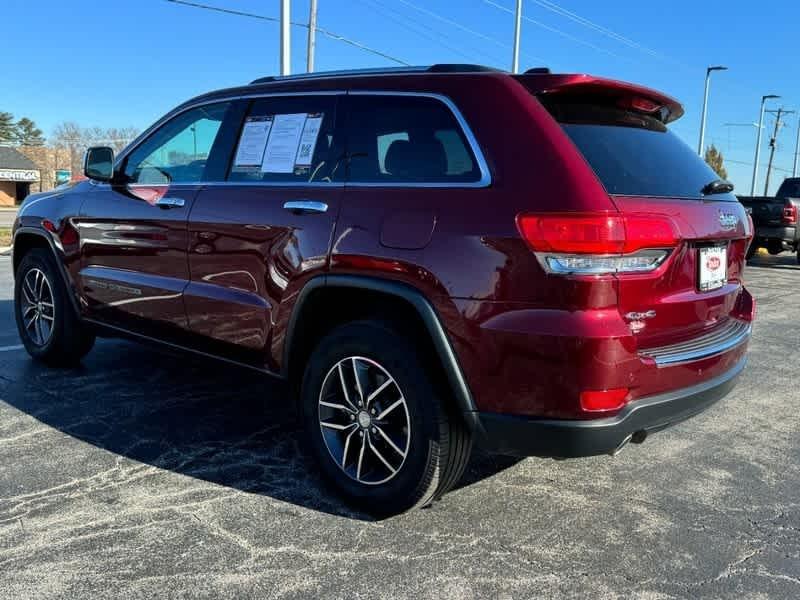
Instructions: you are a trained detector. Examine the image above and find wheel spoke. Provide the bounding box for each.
[377,397,405,420]
[22,305,37,318]
[341,427,358,467]
[22,286,35,305]
[366,377,394,407]
[356,434,367,481]
[40,313,54,322]
[24,274,36,299]
[24,314,37,331]
[374,425,407,458]
[40,301,54,308]
[352,357,364,403]
[319,400,353,413]
[368,437,397,475]
[337,363,358,412]
[34,316,44,345]
[321,421,357,431]
[36,270,46,298]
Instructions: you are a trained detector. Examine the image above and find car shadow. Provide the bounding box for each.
[0,304,522,520]
[747,252,800,270]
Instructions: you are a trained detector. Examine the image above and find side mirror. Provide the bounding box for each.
[84,146,115,182]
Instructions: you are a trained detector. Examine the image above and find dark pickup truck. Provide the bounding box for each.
[739,177,800,262]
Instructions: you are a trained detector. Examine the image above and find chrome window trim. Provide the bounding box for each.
[114,89,492,189]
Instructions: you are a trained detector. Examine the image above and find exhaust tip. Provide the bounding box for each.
[631,430,647,444]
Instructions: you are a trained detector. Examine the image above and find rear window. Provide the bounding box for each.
[777,180,800,198]
[548,103,735,200]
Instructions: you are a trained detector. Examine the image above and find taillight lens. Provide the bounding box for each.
[516,212,678,275]
[783,201,797,225]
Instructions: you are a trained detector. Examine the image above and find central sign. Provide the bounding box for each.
[0,169,40,182]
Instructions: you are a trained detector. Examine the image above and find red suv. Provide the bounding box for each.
[12,65,754,514]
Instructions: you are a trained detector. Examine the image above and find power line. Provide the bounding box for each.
[481,0,634,64]
[165,0,410,66]
[352,0,494,65]
[393,0,546,64]
[529,0,669,62]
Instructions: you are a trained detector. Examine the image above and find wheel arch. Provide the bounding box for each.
[282,275,480,430]
[12,227,82,318]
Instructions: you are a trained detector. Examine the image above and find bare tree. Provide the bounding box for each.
[51,122,140,174]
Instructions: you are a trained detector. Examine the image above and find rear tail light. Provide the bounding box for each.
[783,201,797,225]
[580,388,629,412]
[516,212,678,275]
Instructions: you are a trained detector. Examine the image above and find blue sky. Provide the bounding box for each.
[3,0,799,194]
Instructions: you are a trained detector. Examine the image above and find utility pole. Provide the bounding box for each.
[511,0,522,73]
[280,0,291,75]
[307,0,318,73]
[764,108,795,195]
[793,116,800,177]
[751,94,780,195]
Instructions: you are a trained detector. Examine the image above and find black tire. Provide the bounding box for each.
[797,248,800,265]
[14,248,95,366]
[300,319,471,515]
[767,240,783,255]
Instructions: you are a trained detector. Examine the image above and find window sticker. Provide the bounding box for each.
[295,113,324,167]
[261,113,308,173]
[233,116,273,168]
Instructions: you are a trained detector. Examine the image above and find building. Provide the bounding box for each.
[0,146,41,206]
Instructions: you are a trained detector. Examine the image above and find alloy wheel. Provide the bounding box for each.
[20,268,55,346]
[318,356,411,485]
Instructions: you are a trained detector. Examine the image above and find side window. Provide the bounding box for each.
[123,102,231,185]
[227,96,340,183]
[346,95,481,184]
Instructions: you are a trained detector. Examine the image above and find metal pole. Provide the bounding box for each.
[751,99,768,195]
[793,117,800,177]
[307,0,317,73]
[280,0,291,75]
[511,0,522,73]
[764,108,783,196]
[698,69,711,156]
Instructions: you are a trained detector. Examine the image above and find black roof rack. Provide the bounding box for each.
[523,67,551,74]
[249,64,504,85]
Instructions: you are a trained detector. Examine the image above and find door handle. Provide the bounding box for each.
[283,200,328,215]
[155,197,186,209]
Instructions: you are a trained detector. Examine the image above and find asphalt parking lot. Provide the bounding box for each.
[0,253,798,599]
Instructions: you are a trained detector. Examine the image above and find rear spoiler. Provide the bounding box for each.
[514,74,684,124]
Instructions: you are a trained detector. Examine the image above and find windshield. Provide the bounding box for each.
[549,103,736,200]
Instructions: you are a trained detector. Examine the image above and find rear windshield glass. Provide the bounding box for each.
[777,180,800,198]
[547,103,735,200]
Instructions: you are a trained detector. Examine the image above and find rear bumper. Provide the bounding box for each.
[475,356,746,458]
[754,225,797,246]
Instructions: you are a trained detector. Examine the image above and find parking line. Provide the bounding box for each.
[0,344,24,352]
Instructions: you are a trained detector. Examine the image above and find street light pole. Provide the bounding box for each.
[511,0,522,73]
[280,0,291,75]
[307,0,317,73]
[751,94,780,195]
[698,66,727,156]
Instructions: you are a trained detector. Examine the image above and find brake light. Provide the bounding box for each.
[783,201,797,225]
[516,213,678,275]
[580,388,629,412]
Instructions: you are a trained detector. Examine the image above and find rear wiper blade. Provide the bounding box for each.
[701,179,734,195]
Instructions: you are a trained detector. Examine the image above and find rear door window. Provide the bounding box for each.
[546,102,736,201]
[345,95,481,184]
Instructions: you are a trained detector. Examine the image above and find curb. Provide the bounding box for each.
[0,246,11,256]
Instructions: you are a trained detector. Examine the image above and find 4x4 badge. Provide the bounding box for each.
[719,212,738,231]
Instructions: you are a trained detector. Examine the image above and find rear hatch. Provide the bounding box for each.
[521,75,753,348]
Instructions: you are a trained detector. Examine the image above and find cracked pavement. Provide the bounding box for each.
[0,253,798,599]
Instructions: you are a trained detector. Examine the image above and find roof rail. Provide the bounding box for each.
[523,67,552,74]
[249,64,502,85]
